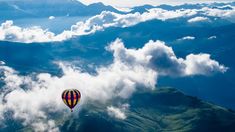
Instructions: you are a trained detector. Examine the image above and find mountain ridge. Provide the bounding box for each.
[0,0,123,19]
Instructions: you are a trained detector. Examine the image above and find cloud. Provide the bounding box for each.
[0,20,74,43]
[208,36,217,39]
[0,61,5,65]
[0,8,198,43]
[0,5,234,43]
[108,39,227,76]
[49,16,55,20]
[201,7,235,22]
[107,105,127,120]
[188,16,210,23]
[178,36,196,41]
[0,21,57,43]
[31,120,59,132]
[0,39,227,131]
[184,54,228,75]
[54,5,235,38]
[0,62,155,130]
[69,8,197,35]
[0,42,158,130]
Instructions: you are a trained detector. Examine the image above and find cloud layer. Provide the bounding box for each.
[0,5,234,43]
[0,39,227,131]
[0,8,196,43]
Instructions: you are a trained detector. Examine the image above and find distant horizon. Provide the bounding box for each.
[0,0,234,7]
[79,0,235,7]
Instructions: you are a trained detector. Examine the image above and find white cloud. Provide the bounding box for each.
[57,6,235,37]
[0,20,57,43]
[188,16,210,23]
[0,61,5,65]
[0,39,227,131]
[208,36,217,39]
[0,65,28,90]
[178,36,196,41]
[0,5,234,43]
[184,54,228,75]
[49,16,55,20]
[31,120,59,132]
[108,39,227,76]
[70,8,197,35]
[201,7,235,22]
[107,105,127,120]
[0,8,197,43]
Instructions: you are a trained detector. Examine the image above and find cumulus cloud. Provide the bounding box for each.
[184,54,228,75]
[0,39,227,131]
[107,105,127,120]
[108,39,227,76]
[188,16,210,23]
[0,21,57,43]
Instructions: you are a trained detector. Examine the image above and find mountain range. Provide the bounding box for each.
[3,88,235,131]
[1,0,235,20]
[0,0,123,19]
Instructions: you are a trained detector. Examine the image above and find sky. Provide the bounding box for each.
[78,0,235,7]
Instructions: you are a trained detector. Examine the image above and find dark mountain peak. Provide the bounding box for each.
[87,2,124,14]
[130,4,154,13]
[88,2,105,6]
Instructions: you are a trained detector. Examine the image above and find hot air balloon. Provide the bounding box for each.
[62,89,81,112]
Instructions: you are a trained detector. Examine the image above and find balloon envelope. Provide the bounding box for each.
[62,89,81,112]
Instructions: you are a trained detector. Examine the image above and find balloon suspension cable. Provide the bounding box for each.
[71,109,73,112]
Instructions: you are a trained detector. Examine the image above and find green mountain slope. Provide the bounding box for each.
[60,88,235,132]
